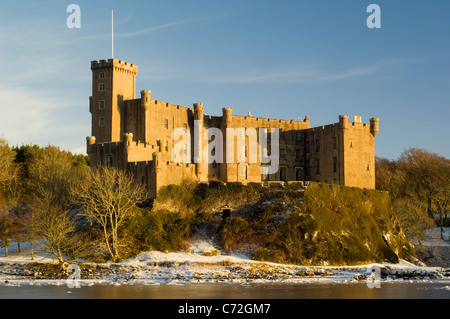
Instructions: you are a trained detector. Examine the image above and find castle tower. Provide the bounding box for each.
[193,103,207,181]
[370,118,380,137]
[90,59,138,143]
[140,90,152,143]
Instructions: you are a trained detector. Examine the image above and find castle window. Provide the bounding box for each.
[164,119,169,129]
[99,72,106,79]
[280,167,286,181]
[240,146,246,159]
[280,148,286,159]
[240,165,247,180]
[333,157,337,172]
[366,164,370,171]
[333,137,337,149]
[316,140,320,152]
[305,161,311,176]
[99,100,105,110]
[296,131,302,142]
[306,141,310,153]
[164,141,169,152]
[212,161,217,169]
[350,141,353,148]
[99,117,105,127]
[106,155,113,167]
[296,148,302,161]
[99,83,106,91]
[295,168,303,181]
[316,160,320,174]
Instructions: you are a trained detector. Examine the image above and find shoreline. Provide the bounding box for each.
[1,253,449,287]
[1,227,449,287]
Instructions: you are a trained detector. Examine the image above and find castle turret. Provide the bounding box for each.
[222,107,232,125]
[370,118,380,137]
[193,103,206,181]
[124,133,134,148]
[141,90,151,110]
[140,90,152,143]
[339,115,349,129]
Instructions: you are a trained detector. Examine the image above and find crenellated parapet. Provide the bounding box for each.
[91,59,138,73]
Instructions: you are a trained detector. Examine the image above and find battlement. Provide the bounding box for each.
[91,59,138,73]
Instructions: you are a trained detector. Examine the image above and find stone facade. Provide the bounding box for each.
[87,59,379,198]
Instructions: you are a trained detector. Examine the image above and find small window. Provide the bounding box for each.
[280,148,286,159]
[333,137,337,149]
[99,117,105,127]
[296,149,302,161]
[240,165,247,180]
[296,131,302,142]
[99,72,106,79]
[350,141,353,148]
[280,167,286,181]
[164,141,169,152]
[106,155,113,167]
[333,157,337,172]
[240,146,246,158]
[99,83,106,91]
[295,168,303,181]
[316,140,320,152]
[306,141,310,153]
[99,100,105,110]
[305,161,311,176]
[212,161,217,169]
[366,164,370,171]
[164,119,169,129]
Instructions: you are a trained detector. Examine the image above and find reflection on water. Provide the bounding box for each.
[1,282,449,299]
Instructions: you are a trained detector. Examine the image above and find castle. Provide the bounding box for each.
[87,59,379,198]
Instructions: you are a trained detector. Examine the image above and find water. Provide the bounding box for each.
[1,282,449,299]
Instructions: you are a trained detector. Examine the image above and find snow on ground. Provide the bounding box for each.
[1,229,450,287]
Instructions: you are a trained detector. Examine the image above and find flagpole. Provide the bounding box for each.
[112,9,114,59]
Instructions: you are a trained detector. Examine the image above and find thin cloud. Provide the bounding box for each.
[210,58,421,84]
[116,16,210,38]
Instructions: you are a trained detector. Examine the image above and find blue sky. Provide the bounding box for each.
[0,0,449,159]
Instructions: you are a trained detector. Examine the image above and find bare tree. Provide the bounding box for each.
[77,166,148,262]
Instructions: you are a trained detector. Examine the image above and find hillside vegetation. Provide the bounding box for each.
[139,181,416,266]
